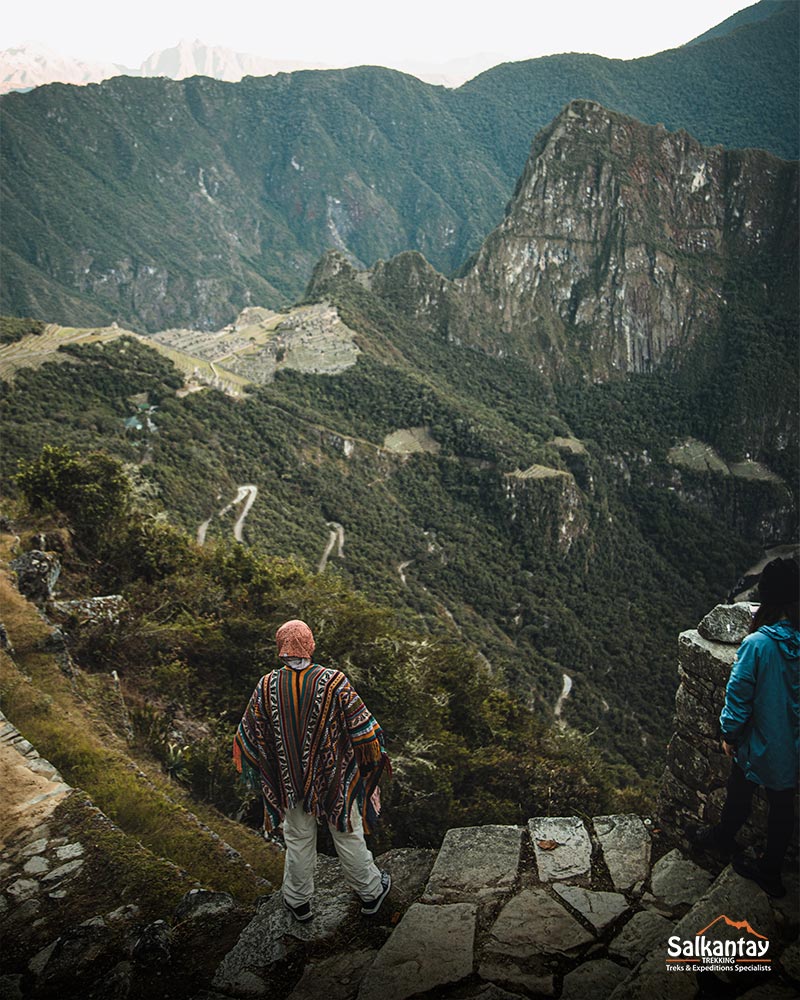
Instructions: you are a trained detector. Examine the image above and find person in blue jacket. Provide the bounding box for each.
[689,556,799,898]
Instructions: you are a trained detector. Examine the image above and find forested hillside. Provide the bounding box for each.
[0,0,797,330]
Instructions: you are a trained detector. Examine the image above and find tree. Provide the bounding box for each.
[16,444,130,543]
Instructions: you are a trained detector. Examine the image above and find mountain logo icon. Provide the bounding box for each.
[695,914,768,939]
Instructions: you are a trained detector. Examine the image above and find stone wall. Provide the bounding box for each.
[659,602,797,850]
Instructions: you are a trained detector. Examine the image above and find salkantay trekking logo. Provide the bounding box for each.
[666,914,771,973]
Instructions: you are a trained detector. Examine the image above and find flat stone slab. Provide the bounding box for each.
[423,825,522,902]
[594,815,651,890]
[19,839,48,858]
[478,958,555,996]
[649,849,713,910]
[54,843,84,862]
[23,857,50,876]
[287,948,377,1000]
[483,888,594,959]
[42,860,84,883]
[554,885,630,932]
[528,816,592,882]
[561,959,630,1000]
[357,902,476,1000]
[609,910,675,964]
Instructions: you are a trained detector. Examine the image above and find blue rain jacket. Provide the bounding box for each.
[719,622,799,790]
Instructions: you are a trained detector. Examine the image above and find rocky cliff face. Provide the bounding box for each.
[352,100,798,379]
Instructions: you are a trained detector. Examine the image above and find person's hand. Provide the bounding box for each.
[721,740,736,758]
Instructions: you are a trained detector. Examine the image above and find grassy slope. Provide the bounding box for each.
[0,532,283,898]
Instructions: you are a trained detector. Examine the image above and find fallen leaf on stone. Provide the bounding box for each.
[537,839,559,850]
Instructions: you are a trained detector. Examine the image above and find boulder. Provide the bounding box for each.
[132,920,172,965]
[697,604,754,644]
[10,550,61,601]
[213,857,354,996]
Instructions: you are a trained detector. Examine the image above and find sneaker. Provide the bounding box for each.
[283,898,313,922]
[686,823,738,859]
[360,871,392,915]
[732,856,786,899]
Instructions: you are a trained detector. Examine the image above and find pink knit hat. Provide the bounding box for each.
[275,619,316,658]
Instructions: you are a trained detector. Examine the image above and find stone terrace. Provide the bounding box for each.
[209,812,799,1000]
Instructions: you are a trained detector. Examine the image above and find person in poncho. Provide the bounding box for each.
[234,619,392,921]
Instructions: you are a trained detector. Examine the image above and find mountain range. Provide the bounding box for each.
[1,0,797,332]
[0,39,498,95]
[2,97,796,774]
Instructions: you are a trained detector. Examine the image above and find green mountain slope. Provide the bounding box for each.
[0,1,797,331]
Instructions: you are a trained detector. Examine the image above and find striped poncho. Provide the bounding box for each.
[233,665,390,833]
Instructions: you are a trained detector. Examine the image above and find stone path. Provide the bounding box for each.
[206,814,800,1000]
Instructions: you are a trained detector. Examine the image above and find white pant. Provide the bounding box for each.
[281,803,382,905]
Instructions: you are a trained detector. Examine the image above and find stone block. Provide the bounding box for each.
[23,856,50,876]
[554,885,630,932]
[608,951,699,999]
[483,888,594,959]
[42,859,84,883]
[677,630,735,688]
[697,604,753,644]
[357,902,476,1000]
[528,816,592,881]
[649,849,713,910]
[594,815,651,891]
[609,910,675,964]
[423,825,522,902]
[286,949,377,1000]
[478,958,555,996]
[674,684,717,740]
[54,842,84,861]
[560,959,629,1000]
[174,889,235,922]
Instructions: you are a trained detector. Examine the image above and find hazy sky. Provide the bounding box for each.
[2,1,757,69]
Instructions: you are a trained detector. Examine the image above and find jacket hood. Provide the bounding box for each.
[760,621,800,659]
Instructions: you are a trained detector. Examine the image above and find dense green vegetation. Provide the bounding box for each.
[1,1,797,330]
[1,280,781,784]
[0,315,45,343]
[9,445,643,849]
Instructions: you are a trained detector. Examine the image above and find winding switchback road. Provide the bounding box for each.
[197,485,258,545]
[318,522,345,573]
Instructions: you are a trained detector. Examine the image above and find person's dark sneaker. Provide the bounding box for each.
[732,856,786,899]
[283,898,313,922]
[686,823,738,859]
[360,871,392,915]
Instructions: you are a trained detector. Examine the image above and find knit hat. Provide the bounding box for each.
[275,619,316,658]
[758,557,799,606]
